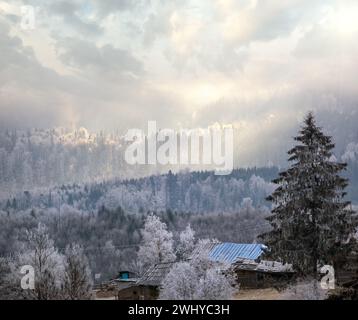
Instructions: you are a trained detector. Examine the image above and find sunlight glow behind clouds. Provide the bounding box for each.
[0,0,358,166]
[323,4,358,35]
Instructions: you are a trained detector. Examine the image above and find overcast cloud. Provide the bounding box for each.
[0,0,358,166]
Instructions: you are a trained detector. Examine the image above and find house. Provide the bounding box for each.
[115,242,294,299]
[116,285,158,300]
[116,271,138,281]
[95,270,139,299]
[234,258,295,289]
[117,262,178,300]
[192,242,294,289]
[334,246,358,287]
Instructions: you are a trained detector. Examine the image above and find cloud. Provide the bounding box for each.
[1,0,358,167]
[48,1,103,36]
[0,11,185,132]
[91,0,140,17]
[56,37,144,78]
[218,0,333,45]
[0,17,81,128]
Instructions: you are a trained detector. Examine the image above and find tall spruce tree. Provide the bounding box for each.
[259,112,357,277]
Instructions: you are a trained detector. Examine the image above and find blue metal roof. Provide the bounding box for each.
[208,243,265,264]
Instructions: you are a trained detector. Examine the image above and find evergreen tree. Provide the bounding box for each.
[259,112,357,277]
[166,170,178,210]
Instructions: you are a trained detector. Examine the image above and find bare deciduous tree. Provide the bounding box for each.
[61,244,93,300]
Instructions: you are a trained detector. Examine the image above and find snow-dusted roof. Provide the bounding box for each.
[208,243,266,263]
[235,259,294,273]
[137,261,177,286]
[190,242,267,264]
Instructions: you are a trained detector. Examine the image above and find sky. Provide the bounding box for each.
[1,0,358,166]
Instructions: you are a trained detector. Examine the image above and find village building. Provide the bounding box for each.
[95,270,140,299]
[196,242,294,289]
[111,242,294,300]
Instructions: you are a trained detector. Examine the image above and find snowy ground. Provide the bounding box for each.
[95,296,116,300]
[234,288,283,300]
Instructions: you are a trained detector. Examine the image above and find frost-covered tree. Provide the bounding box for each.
[160,262,198,300]
[13,223,64,300]
[195,267,235,300]
[92,240,122,282]
[160,260,235,300]
[240,198,255,219]
[0,257,13,299]
[137,214,175,271]
[176,224,196,260]
[160,241,235,300]
[61,244,92,300]
[260,112,357,277]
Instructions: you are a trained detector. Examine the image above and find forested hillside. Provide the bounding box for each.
[1,128,358,284]
[0,167,277,281]
[0,128,358,204]
[0,128,129,195]
[1,167,278,214]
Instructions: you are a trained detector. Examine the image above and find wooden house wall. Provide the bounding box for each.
[334,252,358,287]
[117,285,158,300]
[236,270,294,289]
